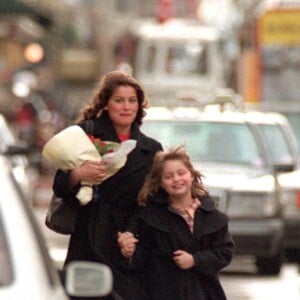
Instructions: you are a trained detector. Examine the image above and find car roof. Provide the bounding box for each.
[145,106,289,125]
[130,18,219,42]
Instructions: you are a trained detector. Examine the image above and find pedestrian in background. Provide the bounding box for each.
[52,71,162,300]
[118,146,234,300]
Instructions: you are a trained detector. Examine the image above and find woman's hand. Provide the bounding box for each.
[117,231,138,259]
[70,160,107,186]
[173,250,195,270]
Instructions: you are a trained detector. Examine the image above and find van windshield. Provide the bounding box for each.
[141,41,208,77]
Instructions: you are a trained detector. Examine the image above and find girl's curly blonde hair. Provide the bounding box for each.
[76,71,149,125]
[138,145,207,206]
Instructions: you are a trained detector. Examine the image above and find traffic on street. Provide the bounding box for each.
[2,0,300,299]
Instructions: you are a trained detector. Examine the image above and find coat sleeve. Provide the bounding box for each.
[192,224,235,276]
[52,169,81,202]
[52,121,87,201]
[118,211,150,271]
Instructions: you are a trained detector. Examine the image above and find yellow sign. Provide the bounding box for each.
[259,10,300,45]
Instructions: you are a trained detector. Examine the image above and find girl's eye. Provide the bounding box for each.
[129,98,138,104]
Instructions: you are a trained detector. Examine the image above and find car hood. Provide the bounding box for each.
[196,162,300,192]
[277,169,300,190]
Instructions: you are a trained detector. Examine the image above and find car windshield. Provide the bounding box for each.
[257,124,294,165]
[142,121,263,166]
[283,112,300,152]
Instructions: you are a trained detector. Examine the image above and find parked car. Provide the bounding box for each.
[142,103,300,275]
[280,111,300,153]
[0,154,112,299]
[0,113,35,201]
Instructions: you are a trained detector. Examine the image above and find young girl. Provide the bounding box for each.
[118,146,234,300]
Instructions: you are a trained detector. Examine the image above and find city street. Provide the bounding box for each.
[3,0,300,298]
[33,173,300,300]
[221,258,300,300]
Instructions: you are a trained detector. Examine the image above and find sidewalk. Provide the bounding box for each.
[32,171,54,208]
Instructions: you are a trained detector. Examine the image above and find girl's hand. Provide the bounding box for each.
[173,250,195,270]
[117,231,138,259]
[70,160,106,185]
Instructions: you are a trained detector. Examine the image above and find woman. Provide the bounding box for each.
[119,146,234,299]
[52,71,162,299]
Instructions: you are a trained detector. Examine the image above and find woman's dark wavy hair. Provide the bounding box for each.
[138,145,208,206]
[76,71,149,125]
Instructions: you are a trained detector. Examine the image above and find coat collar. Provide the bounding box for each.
[86,114,153,152]
[148,190,216,213]
[140,194,227,236]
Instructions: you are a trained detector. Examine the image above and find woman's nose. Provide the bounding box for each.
[122,100,131,108]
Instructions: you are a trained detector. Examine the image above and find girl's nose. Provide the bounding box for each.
[173,174,180,181]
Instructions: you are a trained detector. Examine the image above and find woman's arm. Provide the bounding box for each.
[117,214,149,271]
[69,160,107,186]
[53,160,107,200]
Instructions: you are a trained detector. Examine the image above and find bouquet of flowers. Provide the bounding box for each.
[42,125,136,205]
[88,135,120,155]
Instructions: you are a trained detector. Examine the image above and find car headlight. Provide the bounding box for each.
[227,191,277,217]
[281,189,300,215]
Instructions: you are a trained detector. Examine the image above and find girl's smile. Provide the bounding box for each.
[160,159,193,203]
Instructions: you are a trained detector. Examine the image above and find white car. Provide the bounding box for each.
[0,154,112,299]
[0,113,35,201]
[142,105,300,275]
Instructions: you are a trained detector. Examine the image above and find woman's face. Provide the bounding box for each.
[105,85,139,132]
[160,159,193,201]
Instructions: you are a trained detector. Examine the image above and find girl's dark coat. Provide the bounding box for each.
[53,114,162,300]
[128,194,235,300]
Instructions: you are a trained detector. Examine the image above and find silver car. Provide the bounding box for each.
[142,106,300,275]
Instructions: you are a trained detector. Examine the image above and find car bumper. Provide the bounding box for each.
[284,215,300,249]
[229,218,284,257]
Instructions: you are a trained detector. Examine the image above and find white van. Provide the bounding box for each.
[128,18,227,106]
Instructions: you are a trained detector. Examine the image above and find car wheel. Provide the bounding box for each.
[255,252,283,275]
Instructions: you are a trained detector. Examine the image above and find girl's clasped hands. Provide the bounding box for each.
[117,231,195,269]
[117,231,138,259]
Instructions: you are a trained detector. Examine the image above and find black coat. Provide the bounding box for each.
[127,194,235,300]
[53,114,162,300]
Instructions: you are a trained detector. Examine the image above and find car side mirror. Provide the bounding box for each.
[65,261,113,298]
[4,143,30,155]
[273,163,295,173]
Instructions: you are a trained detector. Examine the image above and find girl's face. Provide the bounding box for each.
[105,85,139,132]
[160,159,193,200]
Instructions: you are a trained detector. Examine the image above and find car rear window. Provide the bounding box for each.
[142,120,263,166]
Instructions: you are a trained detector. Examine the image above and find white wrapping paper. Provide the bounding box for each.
[42,125,136,205]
